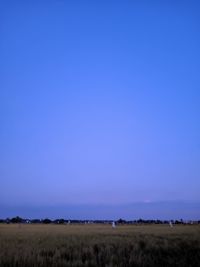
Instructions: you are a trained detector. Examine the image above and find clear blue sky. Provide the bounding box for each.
[1,0,200,219]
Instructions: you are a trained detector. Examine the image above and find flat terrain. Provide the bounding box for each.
[0,223,200,267]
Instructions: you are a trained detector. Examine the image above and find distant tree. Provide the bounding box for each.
[54,219,65,224]
[42,218,52,224]
[10,216,23,223]
[117,218,126,224]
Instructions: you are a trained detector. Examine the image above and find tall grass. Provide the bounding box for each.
[0,224,200,267]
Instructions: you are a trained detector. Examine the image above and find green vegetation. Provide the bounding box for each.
[0,224,200,267]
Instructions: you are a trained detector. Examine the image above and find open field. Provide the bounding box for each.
[0,223,200,267]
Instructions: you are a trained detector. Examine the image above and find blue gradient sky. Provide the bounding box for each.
[1,0,200,219]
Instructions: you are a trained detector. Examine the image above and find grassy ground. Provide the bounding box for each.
[0,223,200,267]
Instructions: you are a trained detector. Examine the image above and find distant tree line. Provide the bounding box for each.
[0,216,199,225]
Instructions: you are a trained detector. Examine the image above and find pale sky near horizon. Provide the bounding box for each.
[1,0,200,218]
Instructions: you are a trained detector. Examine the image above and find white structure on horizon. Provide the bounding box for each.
[112,221,116,228]
[169,221,173,228]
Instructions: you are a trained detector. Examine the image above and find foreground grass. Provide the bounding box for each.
[0,224,200,267]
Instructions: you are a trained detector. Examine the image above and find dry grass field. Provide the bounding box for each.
[0,223,200,267]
